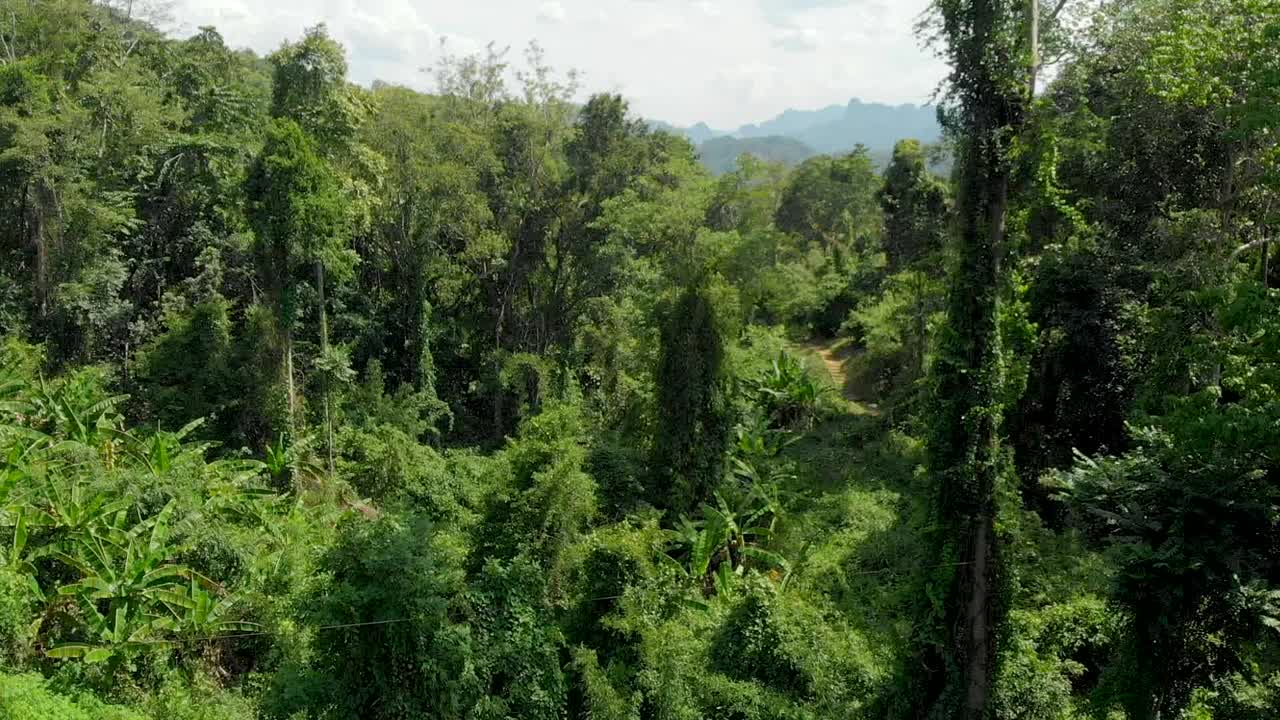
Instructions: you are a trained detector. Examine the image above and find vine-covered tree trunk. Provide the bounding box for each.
[918,0,1028,717]
[933,105,1010,720]
[316,259,334,474]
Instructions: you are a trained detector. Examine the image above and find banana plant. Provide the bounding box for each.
[156,577,261,640]
[47,502,193,664]
[105,418,210,477]
[24,375,127,451]
[264,434,326,491]
[205,464,279,529]
[751,351,830,430]
[3,505,47,648]
[45,597,179,666]
[733,411,799,460]
[661,492,789,593]
[32,476,133,547]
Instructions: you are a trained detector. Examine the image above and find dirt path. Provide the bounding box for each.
[810,343,850,395]
[798,339,879,415]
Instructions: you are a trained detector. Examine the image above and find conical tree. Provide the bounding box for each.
[651,284,731,515]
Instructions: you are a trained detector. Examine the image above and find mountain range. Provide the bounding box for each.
[654,98,943,175]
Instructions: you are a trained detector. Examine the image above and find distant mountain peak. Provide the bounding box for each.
[652,97,943,175]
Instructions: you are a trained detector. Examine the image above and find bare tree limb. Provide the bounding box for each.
[1229,235,1276,264]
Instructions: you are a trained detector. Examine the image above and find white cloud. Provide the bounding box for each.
[537,1,567,24]
[694,1,722,18]
[168,0,945,128]
[771,26,820,52]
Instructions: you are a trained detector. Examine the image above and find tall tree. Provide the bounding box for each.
[651,284,730,515]
[265,25,367,466]
[879,139,949,384]
[244,119,348,439]
[774,147,881,251]
[916,0,1034,716]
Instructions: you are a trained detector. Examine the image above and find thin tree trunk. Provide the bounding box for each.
[1263,239,1270,289]
[25,181,51,320]
[1030,0,1040,97]
[915,270,928,383]
[316,260,334,476]
[493,304,506,441]
[285,330,296,430]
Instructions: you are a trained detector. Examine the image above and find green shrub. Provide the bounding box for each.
[337,422,447,502]
[711,582,813,698]
[563,523,661,664]
[134,678,257,720]
[711,579,886,717]
[467,558,568,720]
[473,402,597,567]
[571,648,640,720]
[696,674,816,720]
[0,569,36,669]
[0,673,147,720]
[135,298,235,436]
[1199,673,1280,720]
[992,624,1076,720]
[301,513,476,720]
[587,441,647,518]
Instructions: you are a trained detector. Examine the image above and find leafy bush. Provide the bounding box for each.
[0,673,147,720]
[474,402,597,566]
[712,580,814,698]
[338,422,446,501]
[992,612,1077,720]
[467,558,568,720]
[710,577,881,709]
[750,351,827,431]
[571,648,640,720]
[300,513,476,720]
[1198,673,1280,720]
[587,441,648,519]
[563,522,662,663]
[133,678,257,720]
[0,569,36,669]
[135,298,236,437]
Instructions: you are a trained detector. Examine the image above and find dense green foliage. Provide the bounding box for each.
[0,1,1278,719]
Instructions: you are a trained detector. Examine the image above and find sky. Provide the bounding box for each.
[166,0,947,129]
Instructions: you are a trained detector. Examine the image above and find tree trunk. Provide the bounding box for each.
[285,329,296,430]
[917,0,1025,716]
[947,130,1010,720]
[1263,239,1270,289]
[316,260,334,475]
[24,181,52,321]
[915,270,928,384]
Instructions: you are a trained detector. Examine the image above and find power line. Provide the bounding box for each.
[210,617,416,641]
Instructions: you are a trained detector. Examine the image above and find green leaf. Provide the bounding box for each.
[84,648,114,664]
[46,643,92,659]
[742,546,789,570]
[11,508,27,561]
[155,589,196,609]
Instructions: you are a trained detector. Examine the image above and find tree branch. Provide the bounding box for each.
[1229,235,1276,264]
[1048,0,1070,23]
